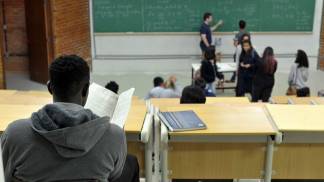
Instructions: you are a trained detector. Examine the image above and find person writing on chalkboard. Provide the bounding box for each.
[200,12,223,55]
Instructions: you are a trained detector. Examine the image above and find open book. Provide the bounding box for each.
[84,83,135,128]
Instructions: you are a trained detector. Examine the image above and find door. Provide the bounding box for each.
[25,0,53,83]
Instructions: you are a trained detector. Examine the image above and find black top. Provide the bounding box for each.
[238,49,259,78]
[253,58,277,86]
[200,60,216,83]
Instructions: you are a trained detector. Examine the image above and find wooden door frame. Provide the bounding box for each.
[44,0,54,67]
[0,0,6,89]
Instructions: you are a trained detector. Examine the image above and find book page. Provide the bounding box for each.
[111,88,135,128]
[84,83,118,118]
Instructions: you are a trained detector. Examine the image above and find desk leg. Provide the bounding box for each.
[145,135,153,182]
[264,136,274,182]
[161,123,169,182]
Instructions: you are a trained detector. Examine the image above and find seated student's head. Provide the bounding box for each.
[165,75,177,90]
[239,20,246,30]
[297,87,310,97]
[194,78,206,91]
[153,77,164,88]
[204,46,216,61]
[180,86,206,104]
[295,49,309,68]
[105,81,119,94]
[47,55,90,106]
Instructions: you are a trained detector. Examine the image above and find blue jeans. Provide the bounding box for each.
[205,82,216,96]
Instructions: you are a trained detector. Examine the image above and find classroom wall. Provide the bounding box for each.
[92,0,323,74]
[3,0,29,73]
[50,0,92,65]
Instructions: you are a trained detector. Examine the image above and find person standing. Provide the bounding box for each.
[231,20,250,82]
[252,47,277,102]
[236,40,259,97]
[200,12,223,54]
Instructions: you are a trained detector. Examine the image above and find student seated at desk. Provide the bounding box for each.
[105,81,119,94]
[160,75,182,98]
[287,50,310,96]
[180,85,206,104]
[146,76,182,99]
[194,78,215,97]
[1,55,137,182]
[145,76,165,99]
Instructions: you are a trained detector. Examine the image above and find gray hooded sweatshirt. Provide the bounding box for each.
[1,103,126,182]
[288,63,309,89]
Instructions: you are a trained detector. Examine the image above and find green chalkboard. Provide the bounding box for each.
[93,0,315,33]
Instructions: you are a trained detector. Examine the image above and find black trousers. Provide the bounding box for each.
[252,84,274,102]
[113,154,140,182]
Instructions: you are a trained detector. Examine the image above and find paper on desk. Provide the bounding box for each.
[84,83,118,118]
[111,88,135,128]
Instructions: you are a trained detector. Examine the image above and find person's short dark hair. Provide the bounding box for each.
[194,78,206,91]
[105,81,119,94]
[153,77,164,87]
[204,46,216,60]
[49,55,90,99]
[239,20,246,29]
[297,87,310,97]
[203,12,212,21]
[295,49,309,68]
[180,86,206,104]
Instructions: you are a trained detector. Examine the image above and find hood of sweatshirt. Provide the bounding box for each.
[31,102,110,158]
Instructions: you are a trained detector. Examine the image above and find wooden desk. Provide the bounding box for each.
[270,96,296,104]
[124,103,148,177]
[266,104,324,179]
[0,90,52,105]
[151,97,250,110]
[0,104,43,132]
[159,104,277,182]
[311,97,324,105]
[0,90,17,95]
[288,97,317,105]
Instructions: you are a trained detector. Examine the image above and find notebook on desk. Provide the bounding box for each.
[159,110,207,132]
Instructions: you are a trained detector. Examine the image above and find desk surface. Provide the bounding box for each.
[0,104,43,132]
[124,101,147,133]
[270,96,296,104]
[151,97,250,110]
[266,104,324,132]
[288,97,316,105]
[163,104,276,136]
[312,97,324,105]
[0,90,52,105]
